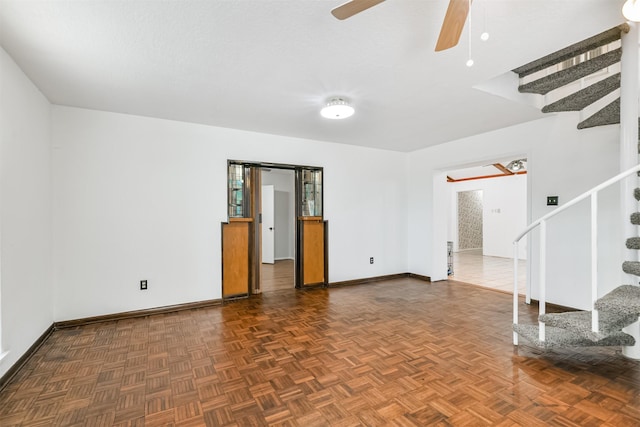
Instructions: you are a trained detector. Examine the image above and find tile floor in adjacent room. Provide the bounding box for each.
[449,248,526,295]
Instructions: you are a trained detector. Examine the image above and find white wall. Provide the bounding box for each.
[261,170,294,259]
[409,113,621,310]
[448,174,528,259]
[0,47,53,378]
[52,106,409,321]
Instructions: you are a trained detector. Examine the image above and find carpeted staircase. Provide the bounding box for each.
[512,23,640,349]
[513,24,628,129]
[514,185,640,348]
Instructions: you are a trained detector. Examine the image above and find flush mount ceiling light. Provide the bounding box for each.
[506,159,526,172]
[623,0,640,21]
[320,97,354,119]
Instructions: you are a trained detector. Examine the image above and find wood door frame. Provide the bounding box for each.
[227,160,325,292]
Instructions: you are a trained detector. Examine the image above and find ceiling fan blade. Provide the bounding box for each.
[435,0,472,52]
[331,0,386,20]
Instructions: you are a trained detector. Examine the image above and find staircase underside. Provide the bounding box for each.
[513,324,635,349]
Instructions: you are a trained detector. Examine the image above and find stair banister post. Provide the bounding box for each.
[621,21,640,359]
[539,220,546,342]
[591,192,599,333]
[513,242,519,345]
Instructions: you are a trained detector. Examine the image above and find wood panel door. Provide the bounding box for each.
[222,219,253,298]
[296,217,328,287]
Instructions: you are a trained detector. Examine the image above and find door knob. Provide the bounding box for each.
[269,227,273,231]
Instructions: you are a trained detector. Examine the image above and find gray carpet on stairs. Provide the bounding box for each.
[595,284,640,316]
[577,98,621,129]
[519,49,621,95]
[512,24,628,78]
[539,310,639,341]
[631,212,640,225]
[542,73,620,113]
[513,324,635,349]
[635,187,640,201]
[622,261,640,277]
[627,237,640,250]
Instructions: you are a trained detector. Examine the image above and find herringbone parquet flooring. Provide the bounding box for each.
[2,278,640,426]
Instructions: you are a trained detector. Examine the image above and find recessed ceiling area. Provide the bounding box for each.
[0,0,627,152]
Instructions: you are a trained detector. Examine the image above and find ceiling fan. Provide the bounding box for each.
[331,0,472,52]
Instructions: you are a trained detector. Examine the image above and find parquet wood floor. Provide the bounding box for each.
[2,278,640,426]
[261,260,294,292]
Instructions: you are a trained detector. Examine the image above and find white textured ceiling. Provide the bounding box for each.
[0,0,627,152]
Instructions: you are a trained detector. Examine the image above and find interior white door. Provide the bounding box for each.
[261,185,275,264]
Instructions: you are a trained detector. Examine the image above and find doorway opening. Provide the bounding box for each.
[445,159,528,294]
[260,168,295,292]
[457,189,484,252]
[222,160,327,299]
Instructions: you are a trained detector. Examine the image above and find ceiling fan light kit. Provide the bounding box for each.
[321,97,355,119]
[623,0,640,21]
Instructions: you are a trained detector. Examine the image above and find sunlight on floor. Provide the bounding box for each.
[449,248,526,295]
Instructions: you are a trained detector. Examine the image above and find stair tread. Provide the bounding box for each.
[539,310,638,340]
[542,73,620,113]
[635,187,640,202]
[513,24,628,78]
[631,212,640,225]
[595,285,640,316]
[622,261,640,278]
[519,48,621,95]
[513,324,635,349]
[577,98,620,129]
[627,237,640,250]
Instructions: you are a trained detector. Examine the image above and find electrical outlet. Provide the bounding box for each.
[547,196,559,206]
[140,280,147,290]
[370,257,374,264]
